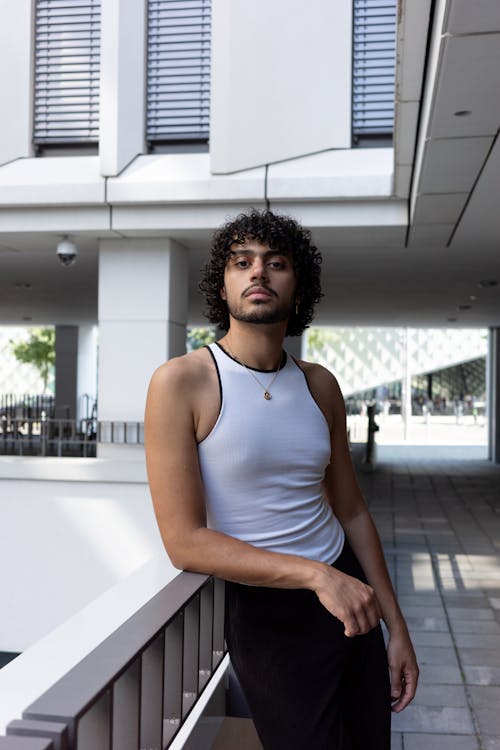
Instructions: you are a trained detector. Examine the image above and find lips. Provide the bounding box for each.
[244,286,274,299]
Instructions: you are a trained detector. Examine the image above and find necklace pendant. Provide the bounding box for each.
[264,391,272,400]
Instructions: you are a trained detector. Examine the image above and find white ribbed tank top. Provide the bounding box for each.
[198,343,345,564]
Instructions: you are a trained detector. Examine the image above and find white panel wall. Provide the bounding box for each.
[77,325,98,421]
[210,0,352,174]
[99,0,147,175]
[98,239,189,424]
[0,477,167,652]
[0,0,34,164]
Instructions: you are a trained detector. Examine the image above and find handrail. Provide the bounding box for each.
[0,739,54,749]
[4,573,227,750]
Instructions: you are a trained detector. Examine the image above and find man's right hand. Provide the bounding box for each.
[313,564,382,637]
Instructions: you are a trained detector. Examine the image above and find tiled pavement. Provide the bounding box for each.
[355,445,500,750]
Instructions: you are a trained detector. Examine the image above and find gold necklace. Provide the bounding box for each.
[225,344,284,400]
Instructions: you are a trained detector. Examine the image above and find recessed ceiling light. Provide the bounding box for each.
[22,316,32,322]
[14,282,32,290]
[458,304,471,311]
[477,279,498,288]
[469,295,477,301]
[454,110,471,117]
[447,317,457,322]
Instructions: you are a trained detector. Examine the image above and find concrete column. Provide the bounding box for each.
[488,328,500,463]
[284,335,304,360]
[77,326,98,422]
[98,239,188,458]
[55,326,78,420]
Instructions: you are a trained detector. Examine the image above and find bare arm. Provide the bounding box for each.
[144,356,380,637]
[319,369,419,711]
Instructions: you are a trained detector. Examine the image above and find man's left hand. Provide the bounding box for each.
[387,631,419,712]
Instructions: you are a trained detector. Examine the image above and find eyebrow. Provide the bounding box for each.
[228,249,289,258]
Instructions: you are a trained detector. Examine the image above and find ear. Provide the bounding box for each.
[220,286,227,301]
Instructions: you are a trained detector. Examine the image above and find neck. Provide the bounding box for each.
[221,319,286,370]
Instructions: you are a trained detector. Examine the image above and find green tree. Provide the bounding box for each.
[306,327,341,359]
[10,327,55,392]
[186,326,217,352]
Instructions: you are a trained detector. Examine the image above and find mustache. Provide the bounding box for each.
[242,284,277,297]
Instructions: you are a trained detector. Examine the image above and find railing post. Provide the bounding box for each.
[57,420,62,458]
[111,658,140,750]
[163,613,184,745]
[140,631,165,750]
[182,595,200,717]
[199,581,214,691]
[212,579,225,669]
[75,689,111,750]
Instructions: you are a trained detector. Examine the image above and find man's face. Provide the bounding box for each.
[221,239,297,326]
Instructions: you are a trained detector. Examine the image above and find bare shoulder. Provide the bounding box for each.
[149,347,214,394]
[295,359,343,400]
[294,359,345,430]
[146,347,220,441]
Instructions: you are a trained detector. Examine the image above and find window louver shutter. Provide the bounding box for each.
[34,0,101,145]
[352,0,397,136]
[147,0,211,143]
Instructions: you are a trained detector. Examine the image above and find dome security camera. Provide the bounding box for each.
[56,236,77,267]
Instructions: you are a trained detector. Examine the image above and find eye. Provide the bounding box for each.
[235,259,249,268]
[268,259,286,269]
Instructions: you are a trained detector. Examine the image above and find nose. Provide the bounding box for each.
[250,257,268,280]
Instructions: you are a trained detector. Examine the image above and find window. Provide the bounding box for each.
[352,0,397,139]
[147,0,211,148]
[34,0,101,146]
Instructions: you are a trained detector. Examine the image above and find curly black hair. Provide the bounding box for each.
[199,209,323,336]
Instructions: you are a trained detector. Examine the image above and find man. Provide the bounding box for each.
[145,209,418,749]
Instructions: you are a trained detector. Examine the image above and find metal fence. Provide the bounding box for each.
[0,419,145,457]
[4,573,226,750]
[0,417,97,457]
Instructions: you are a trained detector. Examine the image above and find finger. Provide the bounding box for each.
[358,597,381,632]
[391,667,419,712]
[345,607,378,636]
[343,615,361,638]
[367,603,382,630]
[364,590,382,630]
[389,663,403,703]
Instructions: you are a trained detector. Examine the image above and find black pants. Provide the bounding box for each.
[225,542,391,750]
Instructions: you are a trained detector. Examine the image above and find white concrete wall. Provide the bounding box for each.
[210,0,352,173]
[0,0,33,164]
[0,474,167,652]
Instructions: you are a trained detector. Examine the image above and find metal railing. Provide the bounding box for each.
[97,422,144,446]
[0,419,145,457]
[3,573,227,750]
[0,417,97,458]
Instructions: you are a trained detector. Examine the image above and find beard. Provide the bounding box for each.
[227,298,292,326]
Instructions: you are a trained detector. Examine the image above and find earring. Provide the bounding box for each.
[295,301,299,316]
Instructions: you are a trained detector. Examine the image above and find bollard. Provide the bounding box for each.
[361,403,379,473]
